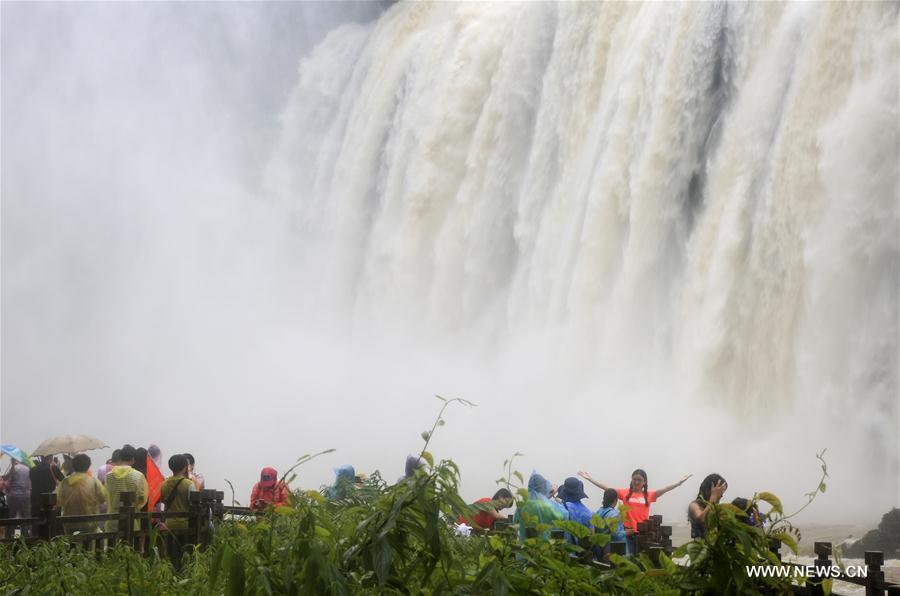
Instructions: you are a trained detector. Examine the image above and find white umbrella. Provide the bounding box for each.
[32,434,108,456]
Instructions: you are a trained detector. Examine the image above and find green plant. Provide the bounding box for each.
[0,403,832,596]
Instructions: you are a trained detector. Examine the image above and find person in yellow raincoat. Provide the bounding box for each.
[56,454,107,533]
[105,444,148,531]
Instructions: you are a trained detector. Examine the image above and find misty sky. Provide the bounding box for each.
[2,1,394,503]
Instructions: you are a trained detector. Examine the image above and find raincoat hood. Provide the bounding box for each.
[110,465,133,480]
[405,455,425,477]
[259,467,278,488]
[334,465,355,483]
[527,472,552,499]
[325,464,356,500]
[66,472,90,487]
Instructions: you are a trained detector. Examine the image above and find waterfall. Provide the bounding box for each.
[266,2,899,514]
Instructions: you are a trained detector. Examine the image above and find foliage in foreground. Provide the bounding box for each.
[0,400,830,595]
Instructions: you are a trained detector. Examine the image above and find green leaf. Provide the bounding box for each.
[556,521,590,539]
[210,545,228,587]
[373,536,392,585]
[226,552,245,596]
[492,568,510,596]
[588,533,610,548]
[720,503,742,517]
[771,531,798,555]
[757,492,783,515]
[421,451,434,467]
[659,551,678,574]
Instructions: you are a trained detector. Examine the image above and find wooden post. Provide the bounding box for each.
[200,489,217,546]
[769,538,782,563]
[809,542,832,596]
[39,492,58,540]
[120,491,135,548]
[635,521,648,554]
[213,490,225,521]
[188,490,203,546]
[648,546,663,567]
[660,525,673,554]
[492,519,509,531]
[864,551,884,596]
[649,515,662,543]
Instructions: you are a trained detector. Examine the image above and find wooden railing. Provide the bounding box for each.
[499,511,898,595]
[3,495,897,594]
[768,540,900,596]
[0,489,228,557]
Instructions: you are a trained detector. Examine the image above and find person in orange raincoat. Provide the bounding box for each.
[250,467,290,512]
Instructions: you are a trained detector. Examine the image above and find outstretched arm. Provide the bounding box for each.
[655,474,692,498]
[577,470,610,491]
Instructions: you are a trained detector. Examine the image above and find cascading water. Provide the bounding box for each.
[265,2,899,518]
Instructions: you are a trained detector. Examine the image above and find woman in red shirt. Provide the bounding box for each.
[578,468,691,532]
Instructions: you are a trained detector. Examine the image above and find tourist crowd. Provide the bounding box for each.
[1,445,754,554]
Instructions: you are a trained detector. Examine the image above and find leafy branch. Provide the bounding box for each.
[279,448,337,488]
[498,451,525,495]
[418,394,476,466]
[757,449,829,554]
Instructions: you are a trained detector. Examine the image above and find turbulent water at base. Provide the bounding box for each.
[265,3,899,514]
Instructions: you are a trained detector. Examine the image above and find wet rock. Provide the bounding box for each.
[842,508,900,559]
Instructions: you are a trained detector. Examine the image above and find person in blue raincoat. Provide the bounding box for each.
[514,471,568,541]
[558,476,593,544]
[325,465,356,500]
